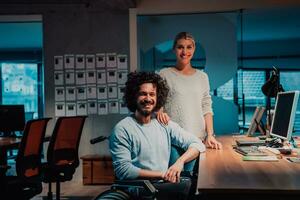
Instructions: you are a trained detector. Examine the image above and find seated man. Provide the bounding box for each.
[109,72,206,200]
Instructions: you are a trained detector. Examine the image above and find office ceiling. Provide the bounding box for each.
[0,2,299,49]
[0,0,137,8]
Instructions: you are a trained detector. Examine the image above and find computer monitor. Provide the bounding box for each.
[0,105,25,133]
[270,91,299,141]
[247,106,266,136]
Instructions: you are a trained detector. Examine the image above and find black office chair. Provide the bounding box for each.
[2,118,51,200]
[90,137,199,200]
[42,116,87,200]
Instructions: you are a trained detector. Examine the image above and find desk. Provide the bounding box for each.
[197,136,300,196]
[0,135,50,166]
[0,137,21,166]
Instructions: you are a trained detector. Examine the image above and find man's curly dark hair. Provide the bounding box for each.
[124,71,169,113]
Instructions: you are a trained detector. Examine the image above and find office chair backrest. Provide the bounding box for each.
[47,116,86,168]
[16,118,51,179]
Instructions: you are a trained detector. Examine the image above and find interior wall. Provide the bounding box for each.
[0,4,130,181]
[42,7,130,157]
[240,39,300,69]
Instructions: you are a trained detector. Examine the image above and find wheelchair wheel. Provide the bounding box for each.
[94,189,131,200]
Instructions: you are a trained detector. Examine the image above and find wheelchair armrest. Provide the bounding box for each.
[90,136,108,144]
[112,179,158,196]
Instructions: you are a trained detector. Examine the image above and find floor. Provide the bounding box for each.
[32,181,111,200]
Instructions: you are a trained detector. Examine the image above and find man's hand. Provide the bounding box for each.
[205,135,222,149]
[163,160,184,183]
[156,109,170,125]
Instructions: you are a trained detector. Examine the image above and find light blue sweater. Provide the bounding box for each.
[109,116,206,180]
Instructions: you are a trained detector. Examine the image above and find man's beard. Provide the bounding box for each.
[137,107,152,117]
[136,100,155,117]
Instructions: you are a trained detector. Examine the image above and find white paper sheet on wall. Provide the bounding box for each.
[117,70,128,84]
[87,100,97,114]
[108,83,117,99]
[117,54,128,69]
[119,100,129,114]
[76,70,86,85]
[65,70,75,85]
[97,70,106,84]
[86,70,96,84]
[107,69,117,83]
[118,85,125,99]
[106,53,117,68]
[86,54,95,69]
[54,56,63,70]
[96,53,106,69]
[55,87,65,101]
[108,100,119,114]
[77,86,87,100]
[54,71,64,85]
[87,85,97,99]
[98,101,108,115]
[66,86,76,101]
[97,85,107,100]
[75,55,85,69]
[64,54,75,69]
[55,102,65,117]
[66,102,76,116]
[77,101,87,116]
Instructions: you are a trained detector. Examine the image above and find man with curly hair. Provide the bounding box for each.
[109,71,205,200]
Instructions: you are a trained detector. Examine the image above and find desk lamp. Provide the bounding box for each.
[261,67,284,133]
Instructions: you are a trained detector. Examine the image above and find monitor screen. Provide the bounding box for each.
[0,105,25,133]
[270,91,299,141]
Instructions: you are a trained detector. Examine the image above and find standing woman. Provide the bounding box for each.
[158,32,222,150]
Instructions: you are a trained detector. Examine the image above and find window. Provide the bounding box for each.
[237,70,266,126]
[216,70,267,127]
[1,62,41,120]
[216,79,234,101]
[280,71,300,132]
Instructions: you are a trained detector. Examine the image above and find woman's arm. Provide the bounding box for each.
[156,107,170,125]
[204,113,222,149]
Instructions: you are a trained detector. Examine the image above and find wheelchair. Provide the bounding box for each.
[91,137,199,200]
[94,179,157,200]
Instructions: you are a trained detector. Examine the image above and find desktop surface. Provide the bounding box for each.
[197,135,300,193]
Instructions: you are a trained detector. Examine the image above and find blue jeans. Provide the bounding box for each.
[127,177,192,200]
[169,146,196,172]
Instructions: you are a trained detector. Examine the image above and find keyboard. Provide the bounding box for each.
[236,139,266,146]
[234,146,268,156]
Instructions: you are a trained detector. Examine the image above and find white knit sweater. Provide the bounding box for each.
[159,67,213,139]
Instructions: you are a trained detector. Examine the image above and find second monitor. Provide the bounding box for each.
[270,91,299,142]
